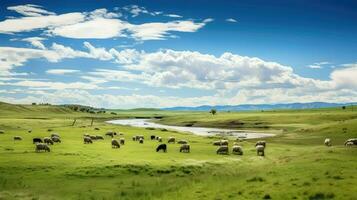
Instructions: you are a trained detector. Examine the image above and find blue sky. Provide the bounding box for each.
[0,0,356,108]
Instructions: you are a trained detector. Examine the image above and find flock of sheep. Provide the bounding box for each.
[213,139,265,156]
[82,131,191,153]
[324,138,357,147]
[3,128,357,155]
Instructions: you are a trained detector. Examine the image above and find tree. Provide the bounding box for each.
[342,106,346,110]
[210,108,217,115]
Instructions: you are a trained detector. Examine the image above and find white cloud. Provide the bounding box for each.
[83,42,113,60]
[0,42,101,75]
[116,49,307,90]
[226,18,237,23]
[330,65,357,89]
[1,80,99,90]
[315,61,330,65]
[89,8,121,19]
[7,4,55,17]
[308,65,322,69]
[123,5,160,17]
[49,18,128,39]
[1,87,357,109]
[307,61,331,69]
[46,69,80,75]
[129,20,208,40]
[0,5,211,40]
[165,14,183,18]
[0,12,85,34]
[203,18,214,23]
[21,37,46,49]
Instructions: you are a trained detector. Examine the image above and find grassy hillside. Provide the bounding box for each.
[0,103,356,199]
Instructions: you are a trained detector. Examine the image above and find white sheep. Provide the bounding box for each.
[324,138,331,146]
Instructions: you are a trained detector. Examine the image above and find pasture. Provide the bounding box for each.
[0,102,356,200]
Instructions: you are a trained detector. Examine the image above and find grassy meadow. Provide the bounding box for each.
[0,102,356,199]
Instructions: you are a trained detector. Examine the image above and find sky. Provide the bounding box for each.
[0,0,357,108]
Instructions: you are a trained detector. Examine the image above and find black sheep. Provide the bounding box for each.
[33,138,43,144]
[156,144,167,152]
[150,135,156,140]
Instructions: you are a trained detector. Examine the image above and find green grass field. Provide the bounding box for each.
[0,102,356,200]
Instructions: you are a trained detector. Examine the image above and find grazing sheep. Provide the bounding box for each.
[213,141,221,146]
[51,136,61,143]
[51,133,60,138]
[84,137,92,144]
[177,140,188,144]
[43,137,53,145]
[158,137,162,142]
[255,141,266,148]
[84,133,90,137]
[324,138,331,146]
[94,127,100,130]
[132,136,136,141]
[216,146,229,155]
[155,136,160,140]
[119,138,125,145]
[47,129,53,132]
[111,139,120,148]
[168,137,175,144]
[344,138,357,146]
[220,140,229,146]
[28,129,32,133]
[89,135,97,140]
[105,131,115,137]
[156,144,167,152]
[13,136,22,141]
[135,135,144,141]
[232,145,243,155]
[33,138,43,144]
[35,143,50,152]
[96,135,104,140]
[150,135,156,140]
[256,145,265,156]
[345,141,354,147]
[139,138,144,144]
[180,144,190,153]
[0,130,4,134]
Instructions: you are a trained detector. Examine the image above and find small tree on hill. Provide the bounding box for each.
[210,108,217,115]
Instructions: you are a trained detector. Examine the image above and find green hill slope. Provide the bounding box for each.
[0,102,76,118]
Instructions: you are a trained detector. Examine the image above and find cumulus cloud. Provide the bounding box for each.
[330,65,357,89]
[116,49,309,90]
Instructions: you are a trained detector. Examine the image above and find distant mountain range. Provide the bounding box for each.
[162,102,356,111]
